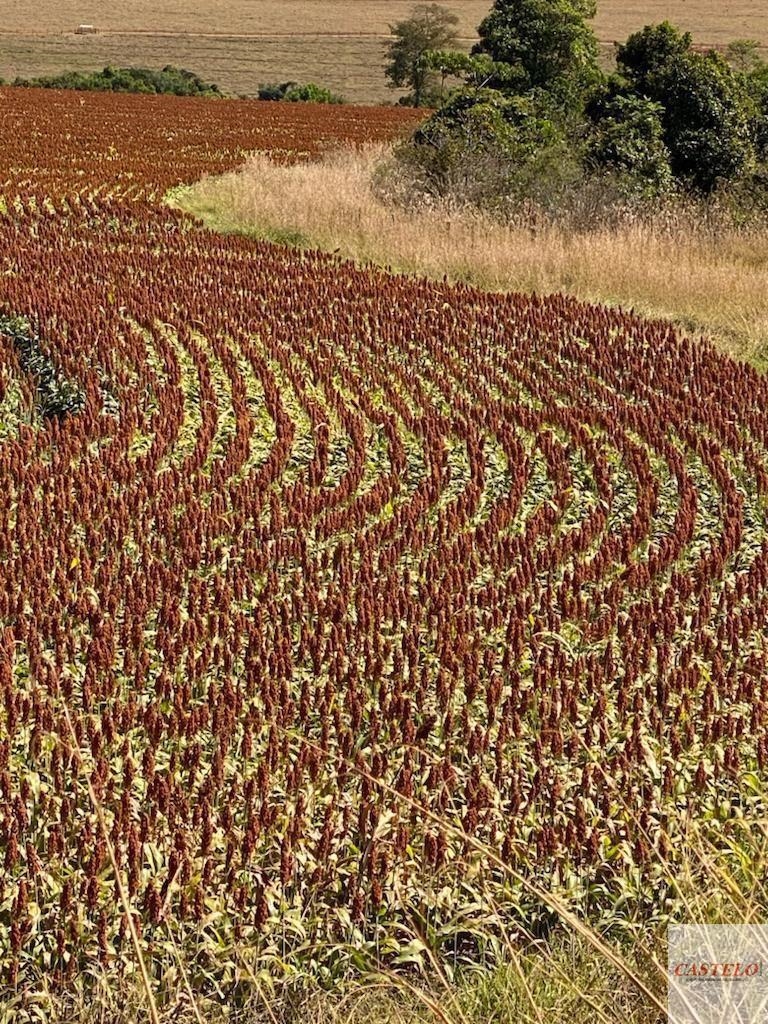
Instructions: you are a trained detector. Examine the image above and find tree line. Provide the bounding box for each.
[384,1,768,205]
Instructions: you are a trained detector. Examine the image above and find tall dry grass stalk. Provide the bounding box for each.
[177,146,768,365]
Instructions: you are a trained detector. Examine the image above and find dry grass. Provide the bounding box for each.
[26,939,664,1024]
[174,146,768,365]
[1,1,766,104]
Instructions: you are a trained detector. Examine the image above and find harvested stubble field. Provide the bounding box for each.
[2,86,768,1019]
[0,0,766,103]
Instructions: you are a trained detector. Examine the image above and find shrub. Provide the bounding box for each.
[257,81,297,101]
[283,83,344,104]
[586,93,673,196]
[13,65,222,97]
[257,81,344,103]
[616,26,754,192]
[401,89,578,207]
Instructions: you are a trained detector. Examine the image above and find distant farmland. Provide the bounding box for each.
[0,0,766,103]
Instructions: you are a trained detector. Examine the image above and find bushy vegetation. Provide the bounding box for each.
[394,1,768,215]
[474,0,602,105]
[257,81,345,103]
[608,23,755,193]
[0,313,84,422]
[13,65,222,97]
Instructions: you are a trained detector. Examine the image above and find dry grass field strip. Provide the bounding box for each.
[177,145,768,366]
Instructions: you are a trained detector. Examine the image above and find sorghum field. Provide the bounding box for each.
[1,87,767,1007]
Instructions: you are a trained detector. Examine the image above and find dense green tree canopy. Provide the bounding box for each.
[398,1,768,208]
[473,0,601,104]
[615,24,754,192]
[585,94,673,196]
[616,21,692,95]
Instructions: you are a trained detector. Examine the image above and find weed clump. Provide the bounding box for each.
[0,313,85,422]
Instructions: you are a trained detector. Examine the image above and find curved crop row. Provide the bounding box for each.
[0,87,766,989]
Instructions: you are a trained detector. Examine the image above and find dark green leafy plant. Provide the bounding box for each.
[0,313,85,422]
[13,65,222,97]
[586,93,673,196]
[401,88,577,207]
[615,21,693,96]
[616,25,755,193]
[257,81,345,104]
[727,42,768,160]
[473,0,602,109]
[422,50,525,97]
[402,2,768,213]
[392,0,602,209]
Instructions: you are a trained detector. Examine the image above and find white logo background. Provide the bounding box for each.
[668,924,768,1023]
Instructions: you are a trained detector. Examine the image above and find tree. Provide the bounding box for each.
[725,41,768,160]
[396,2,765,210]
[616,21,692,95]
[473,0,602,108]
[393,0,600,205]
[725,39,764,75]
[586,94,673,196]
[617,26,754,192]
[384,4,460,107]
[662,52,753,190]
[423,49,524,99]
